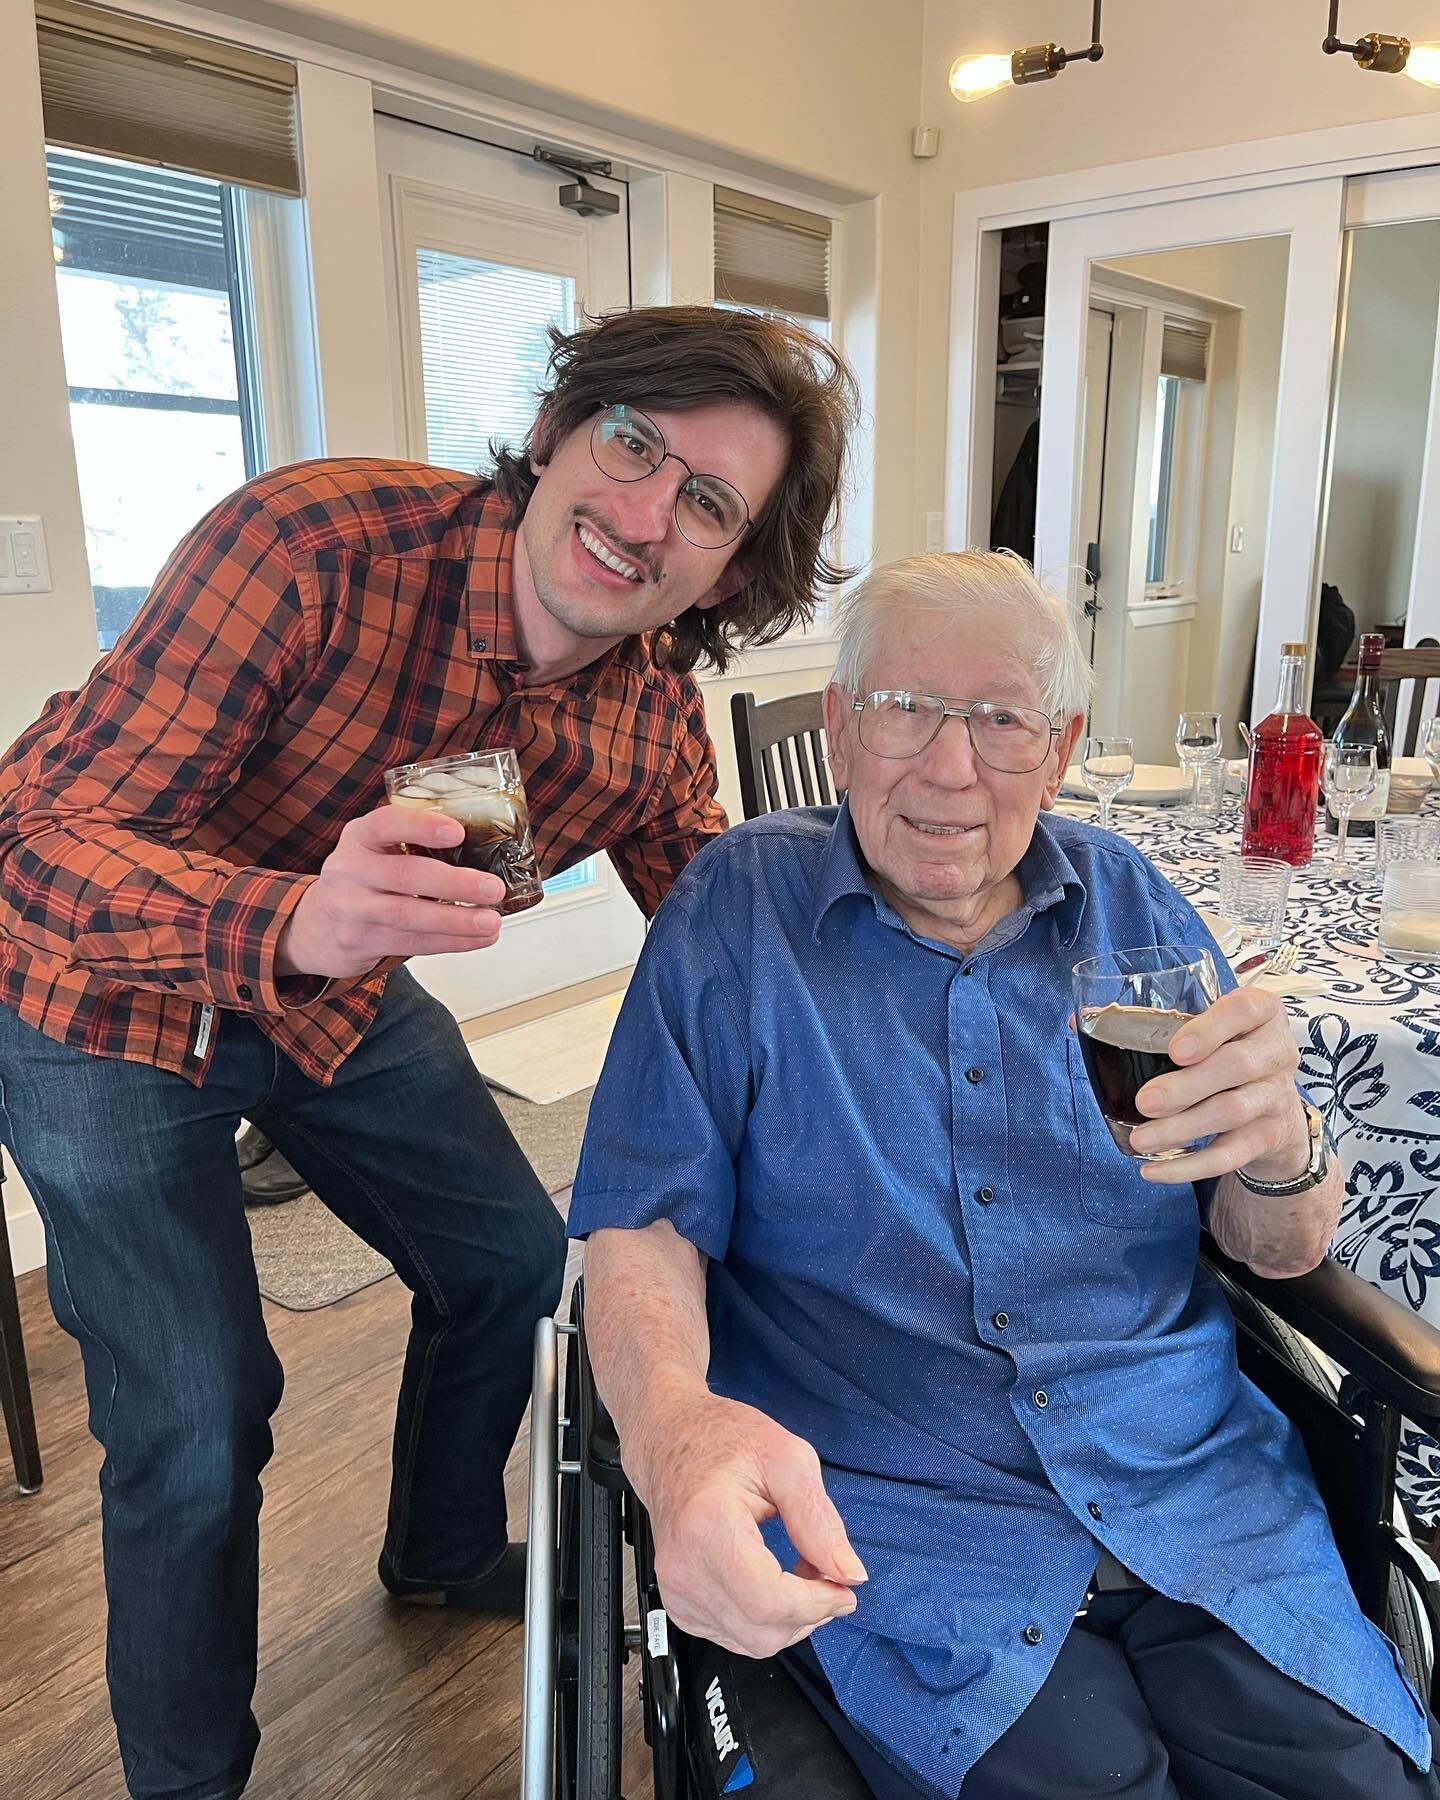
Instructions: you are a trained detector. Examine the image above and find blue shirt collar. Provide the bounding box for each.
[812,797,1088,950]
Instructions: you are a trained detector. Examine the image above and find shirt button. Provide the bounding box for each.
[470,636,487,652]
[160,976,177,990]
[1088,1501,1104,1522]
[1023,1624,1044,1646]
[1034,1390,1049,1408]
[965,1066,985,1084]
[962,964,975,976]
[992,1311,1010,1330]
[975,1186,995,1205]
[237,983,253,1002]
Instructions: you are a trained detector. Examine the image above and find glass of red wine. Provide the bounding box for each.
[1072,945,1220,1160]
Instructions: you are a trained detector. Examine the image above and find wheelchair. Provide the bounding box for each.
[521,1242,1440,1799]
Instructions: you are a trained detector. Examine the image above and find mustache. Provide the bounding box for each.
[573,505,659,583]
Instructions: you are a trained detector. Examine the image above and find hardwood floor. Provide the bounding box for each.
[0,1238,655,1799]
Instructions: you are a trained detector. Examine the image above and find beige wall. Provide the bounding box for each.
[1324,218,1440,637]
[914,0,1440,543]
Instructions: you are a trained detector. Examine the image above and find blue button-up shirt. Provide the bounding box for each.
[568,803,1428,1797]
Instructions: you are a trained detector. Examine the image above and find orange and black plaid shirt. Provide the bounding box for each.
[0,460,725,1086]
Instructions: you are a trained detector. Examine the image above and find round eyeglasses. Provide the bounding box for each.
[590,404,752,550]
[853,691,1061,773]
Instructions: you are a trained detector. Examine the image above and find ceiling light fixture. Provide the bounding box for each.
[949,1,1104,105]
[1322,1,1440,87]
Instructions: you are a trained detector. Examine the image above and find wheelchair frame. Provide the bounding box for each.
[523,1246,1440,1800]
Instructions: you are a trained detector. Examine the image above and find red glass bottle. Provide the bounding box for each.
[1241,641,1324,866]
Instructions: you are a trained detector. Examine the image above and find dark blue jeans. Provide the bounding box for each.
[0,971,566,1800]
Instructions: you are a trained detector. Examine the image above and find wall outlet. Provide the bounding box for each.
[1229,524,1245,555]
[925,511,944,552]
[0,516,51,594]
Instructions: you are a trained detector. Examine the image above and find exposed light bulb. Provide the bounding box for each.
[949,52,1015,103]
[1405,41,1440,86]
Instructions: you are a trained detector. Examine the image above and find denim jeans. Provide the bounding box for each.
[0,971,566,1799]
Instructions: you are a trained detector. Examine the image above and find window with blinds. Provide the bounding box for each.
[713,187,832,324]
[35,0,301,195]
[415,250,577,474]
[1160,319,1209,383]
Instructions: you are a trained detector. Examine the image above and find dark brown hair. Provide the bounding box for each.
[488,305,859,675]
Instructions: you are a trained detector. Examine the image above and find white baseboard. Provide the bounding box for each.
[4,1186,45,1276]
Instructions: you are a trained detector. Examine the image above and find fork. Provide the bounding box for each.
[1235,942,1298,987]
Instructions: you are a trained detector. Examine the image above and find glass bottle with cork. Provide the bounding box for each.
[1241,641,1324,866]
[1324,632,1392,837]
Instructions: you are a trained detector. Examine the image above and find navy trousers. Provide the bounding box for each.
[0,971,566,1800]
[782,1591,1440,1799]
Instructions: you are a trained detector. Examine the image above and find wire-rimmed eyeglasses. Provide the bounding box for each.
[589,403,752,550]
[852,690,1061,773]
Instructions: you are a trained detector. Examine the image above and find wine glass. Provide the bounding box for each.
[1421,715,1440,783]
[1176,711,1223,817]
[1322,742,1378,880]
[1082,735,1135,831]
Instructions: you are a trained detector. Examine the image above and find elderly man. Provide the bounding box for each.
[568,551,1438,1800]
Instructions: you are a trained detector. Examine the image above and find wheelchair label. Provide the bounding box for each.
[646,1607,669,1658]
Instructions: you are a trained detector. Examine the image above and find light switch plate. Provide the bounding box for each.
[1229,524,1245,555]
[925,511,944,552]
[0,516,51,594]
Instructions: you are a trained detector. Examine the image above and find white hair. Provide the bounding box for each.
[830,550,1094,722]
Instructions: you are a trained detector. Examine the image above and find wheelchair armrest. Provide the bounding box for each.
[1202,1232,1440,1425]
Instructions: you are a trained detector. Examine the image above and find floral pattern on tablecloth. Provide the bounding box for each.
[1056,794,1440,1518]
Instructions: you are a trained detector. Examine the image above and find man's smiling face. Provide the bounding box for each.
[514,399,789,659]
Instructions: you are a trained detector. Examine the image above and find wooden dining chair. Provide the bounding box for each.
[0,1149,43,1494]
[730,690,833,821]
[1378,642,1440,755]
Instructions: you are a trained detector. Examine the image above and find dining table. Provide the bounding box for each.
[1055,788,1440,1521]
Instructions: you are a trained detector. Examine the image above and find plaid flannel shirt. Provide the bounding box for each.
[0,460,726,1086]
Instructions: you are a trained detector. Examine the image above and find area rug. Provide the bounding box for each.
[248,1084,592,1312]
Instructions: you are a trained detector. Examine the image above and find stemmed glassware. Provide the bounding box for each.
[1082,735,1135,831]
[1176,711,1223,818]
[1422,715,1440,783]
[1322,742,1379,880]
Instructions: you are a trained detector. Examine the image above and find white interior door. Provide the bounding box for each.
[1036,181,1345,730]
[375,114,643,1021]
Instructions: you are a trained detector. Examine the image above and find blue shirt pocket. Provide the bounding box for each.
[1067,1033,1197,1230]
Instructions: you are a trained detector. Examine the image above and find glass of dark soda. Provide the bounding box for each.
[384,748,543,916]
[1072,945,1220,1159]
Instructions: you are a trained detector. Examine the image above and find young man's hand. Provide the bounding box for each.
[275,804,506,978]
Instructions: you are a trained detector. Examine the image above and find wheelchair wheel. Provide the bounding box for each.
[1386,1562,1430,1691]
[577,1474,623,1795]
[556,1328,625,1800]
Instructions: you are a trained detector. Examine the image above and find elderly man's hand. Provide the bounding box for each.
[629,1391,866,1659]
[1128,986,1310,1184]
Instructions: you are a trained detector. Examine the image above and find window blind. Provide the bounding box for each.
[714,187,832,322]
[35,1,301,196]
[1160,319,1209,383]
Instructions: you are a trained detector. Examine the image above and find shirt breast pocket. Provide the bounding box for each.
[1066,1034,1195,1230]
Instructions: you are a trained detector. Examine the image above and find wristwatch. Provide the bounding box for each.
[1236,1101,1330,1197]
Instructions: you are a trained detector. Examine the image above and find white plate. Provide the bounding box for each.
[1196,909,1243,960]
[1394,756,1432,781]
[1062,763,1192,807]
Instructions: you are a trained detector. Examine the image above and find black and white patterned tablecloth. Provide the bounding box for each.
[1056,794,1440,1518]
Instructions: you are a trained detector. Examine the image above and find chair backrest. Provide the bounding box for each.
[730,689,833,821]
[1377,643,1440,755]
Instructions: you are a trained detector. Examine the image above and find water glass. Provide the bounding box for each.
[1379,864,1440,958]
[1187,760,1226,826]
[1217,854,1292,955]
[1082,735,1135,831]
[1176,711,1222,814]
[1322,742,1378,880]
[1377,816,1440,876]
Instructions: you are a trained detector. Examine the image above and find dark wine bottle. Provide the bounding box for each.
[1325,632,1391,837]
